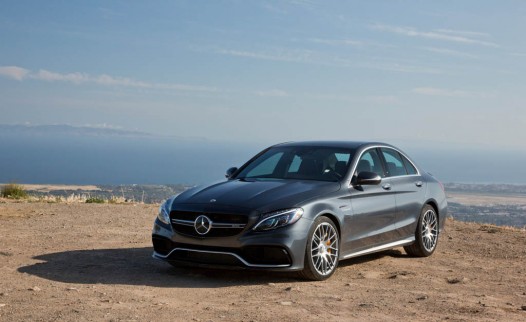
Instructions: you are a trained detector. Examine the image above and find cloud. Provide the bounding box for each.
[358,61,443,74]
[254,89,289,97]
[32,69,90,83]
[309,38,363,46]
[93,74,150,87]
[216,48,441,74]
[412,87,494,98]
[0,65,217,92]
[371,24,499,47]
[434,29,491,38]
[216,48,314,64]
[422,47,478,59]
[0,66,30,81]
[286,0,318,8]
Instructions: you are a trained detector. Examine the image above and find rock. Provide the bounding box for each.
[521,305,526,311]
[29,286,41,292]
[285,287,292,291]
[389,274,408,280]
[280,301,292,306]
[447,277,468,284]
[417,295,428,301]
[389,271,413,279]
[0,304,6,308]
[267,283,276,287]
[66,287,79,292]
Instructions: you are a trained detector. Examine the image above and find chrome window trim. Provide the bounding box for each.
[152,249,290,268]
[349,145,421,182]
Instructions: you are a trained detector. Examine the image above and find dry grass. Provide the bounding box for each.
[1,193,138,204]
[1,183,28,199]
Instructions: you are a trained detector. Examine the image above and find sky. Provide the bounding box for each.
[1,0,525,150]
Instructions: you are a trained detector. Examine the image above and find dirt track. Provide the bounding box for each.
[0,201,525,321]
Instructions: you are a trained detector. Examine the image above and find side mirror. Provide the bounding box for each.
[225,167,238,179]
[354,171,382,186]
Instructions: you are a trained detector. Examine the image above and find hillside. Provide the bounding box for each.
[0,201,525,321]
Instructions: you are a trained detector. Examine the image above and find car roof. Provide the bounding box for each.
[273,141,391,150]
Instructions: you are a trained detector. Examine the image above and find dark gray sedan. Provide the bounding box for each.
[152,141,447,280]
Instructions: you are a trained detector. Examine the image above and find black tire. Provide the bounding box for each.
[404,205,439,257]
[299,216,339,281]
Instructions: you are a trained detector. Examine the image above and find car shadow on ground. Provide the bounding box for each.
[18,247,409,287]
[18,247,299,288]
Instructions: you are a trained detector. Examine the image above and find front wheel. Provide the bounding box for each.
[404,205,439,257]
[299,217,339,281]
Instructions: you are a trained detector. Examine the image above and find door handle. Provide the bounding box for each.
[382,183,391,190]
[415,181,423,187]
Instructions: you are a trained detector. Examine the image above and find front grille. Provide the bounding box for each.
[170,210,248,237]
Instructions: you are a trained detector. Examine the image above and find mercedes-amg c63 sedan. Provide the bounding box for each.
[152,141,447,280]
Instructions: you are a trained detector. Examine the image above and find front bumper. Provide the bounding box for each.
[152,216,312,271]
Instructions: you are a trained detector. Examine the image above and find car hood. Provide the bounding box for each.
[173,179,341,213]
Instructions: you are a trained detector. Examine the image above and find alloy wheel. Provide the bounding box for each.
[421,209,438,252]
[310,222,339,276]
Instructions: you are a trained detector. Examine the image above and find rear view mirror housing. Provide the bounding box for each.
[225,167,238,179]
[354,171,382,186]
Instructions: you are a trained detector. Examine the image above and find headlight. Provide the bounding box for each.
[157,199,171,225]
[253,208,304,231]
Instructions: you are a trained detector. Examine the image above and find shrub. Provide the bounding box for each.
[1,183,28,199]
[85,197,105,204]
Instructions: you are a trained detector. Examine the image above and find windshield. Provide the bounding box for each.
[236,146,354,182]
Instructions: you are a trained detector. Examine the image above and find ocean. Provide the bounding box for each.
[1,129,525,185]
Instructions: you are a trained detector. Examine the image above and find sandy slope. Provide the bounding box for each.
[0,201,525,321]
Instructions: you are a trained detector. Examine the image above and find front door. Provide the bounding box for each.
[343,148,398,254]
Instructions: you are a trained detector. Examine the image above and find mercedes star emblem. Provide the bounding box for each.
[194,215,212,235]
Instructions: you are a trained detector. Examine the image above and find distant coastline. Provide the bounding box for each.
[2,182,525,229]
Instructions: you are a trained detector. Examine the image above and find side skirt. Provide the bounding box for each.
[342,238,415,260]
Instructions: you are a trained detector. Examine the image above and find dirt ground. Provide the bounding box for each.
[0,201,525,322]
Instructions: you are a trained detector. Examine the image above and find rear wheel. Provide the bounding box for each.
[404,205,438,257]
[299,217,339,281]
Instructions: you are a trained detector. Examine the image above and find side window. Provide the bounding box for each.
[356,149,385,177]
[381,148,408,177]
[401,155,418,175]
